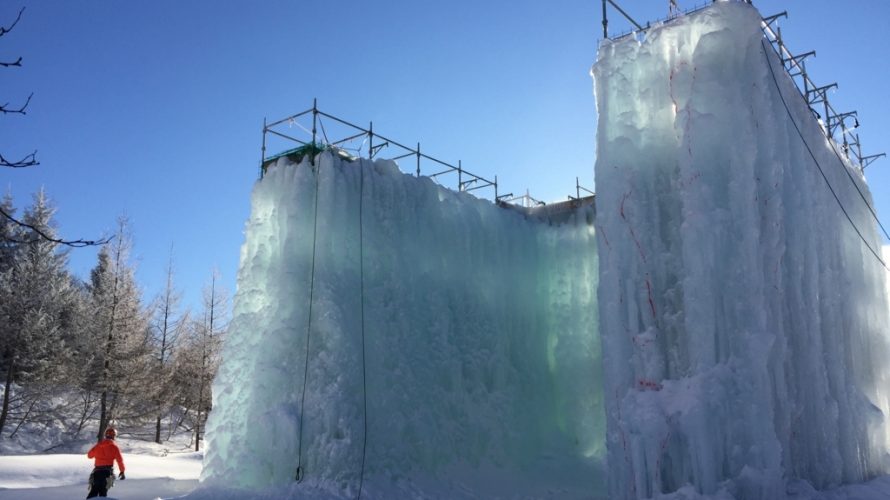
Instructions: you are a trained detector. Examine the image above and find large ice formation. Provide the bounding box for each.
[200,153,603,498]
[593,2,890,498]
[198,1,890,499]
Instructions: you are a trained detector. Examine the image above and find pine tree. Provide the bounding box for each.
[0,193,21,272]
[0,190,74,436]
[88,217,150,441]
[64,279,103,438]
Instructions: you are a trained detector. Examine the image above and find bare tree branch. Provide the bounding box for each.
[0,205,112,247]
[0,7,24,37]
[0,92,31,114]
[0,151,38,168]
[0,6,105,248]
[2,8,38,167]
[0,55,22,68]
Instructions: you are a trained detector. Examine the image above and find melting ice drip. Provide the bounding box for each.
[593,2,890,498]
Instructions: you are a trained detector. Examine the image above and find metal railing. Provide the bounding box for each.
[760,13,885,169]
[261,100,498,198]
[603,0,718,41]
[570,177,596,201]
[496,190,546,208]
[600,0,883,170]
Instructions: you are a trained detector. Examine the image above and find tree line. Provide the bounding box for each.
[0,190,228,450]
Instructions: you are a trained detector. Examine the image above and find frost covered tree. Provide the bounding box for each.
[0,193,21,271]
[148,248,188,444]
[88,218,152,441]
[175,269,228,451]
[62,279,105,438]
[0,190,76,436]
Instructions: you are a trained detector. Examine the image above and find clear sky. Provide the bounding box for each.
[2,0,889,309]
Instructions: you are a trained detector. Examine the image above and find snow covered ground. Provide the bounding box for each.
[5,450,890,500]
[0,438,201,500]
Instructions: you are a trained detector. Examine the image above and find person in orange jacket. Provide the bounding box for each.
[86,426,126,498]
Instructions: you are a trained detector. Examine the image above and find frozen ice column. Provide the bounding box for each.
[592,2,890,498]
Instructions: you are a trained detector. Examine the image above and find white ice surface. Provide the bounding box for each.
[199,153,603,498]
[184,1,890,499]
[593,1,890,498]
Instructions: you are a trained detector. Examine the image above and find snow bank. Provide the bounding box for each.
[0,450,201,490]
[200,153,603,497]
[592,2,890,498]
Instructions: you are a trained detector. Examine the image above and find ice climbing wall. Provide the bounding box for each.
[198,3,890,499]
[593,2,890,498]
[200,152,604,498]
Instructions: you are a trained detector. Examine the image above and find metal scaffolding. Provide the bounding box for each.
[760,13,885,169]
[261,100,596,210]
[261,99,498,198]
[599,0,883,170]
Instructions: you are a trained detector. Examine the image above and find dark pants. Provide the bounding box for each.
[87,466,114,498]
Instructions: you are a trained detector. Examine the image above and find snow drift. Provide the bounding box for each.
[593,2,890,498]
[199,153,603,498]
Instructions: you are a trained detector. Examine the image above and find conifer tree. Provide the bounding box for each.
[0,190,74,436]
[0,193,20,270]
[88,217,150,440]
[64,278,104,438]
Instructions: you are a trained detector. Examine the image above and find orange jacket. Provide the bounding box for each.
[87,439,125,472]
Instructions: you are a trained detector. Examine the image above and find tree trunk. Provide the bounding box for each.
[168,407,189,442]
[195,392,204,451]
[97,220,125,442]
[194,407,201,452]
[97,389,107,442]
[195,376,205,452]
[0,359,14,437]
[74,390,94,437]
[9,397,37,438]
[155,412,162,444]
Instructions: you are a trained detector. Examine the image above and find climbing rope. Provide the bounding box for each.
[295,156,323,482]
[319,116,332,146]
[356,158,370,499]
[292,153,371,495]
[824,124,890,243]
[760,39,888,271]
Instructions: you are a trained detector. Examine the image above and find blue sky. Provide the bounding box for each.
[2,0,889,309]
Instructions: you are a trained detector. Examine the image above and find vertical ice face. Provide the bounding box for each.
[593,2,890,498]
[200,153,604,497]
